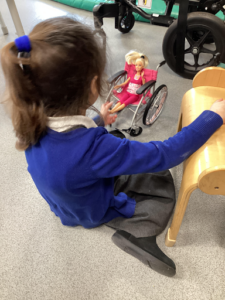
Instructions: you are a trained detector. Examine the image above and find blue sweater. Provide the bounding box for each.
[25,111,222,227]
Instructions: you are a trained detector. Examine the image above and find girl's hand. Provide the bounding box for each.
[141,71,144,78]
[210,99,225,123]
[114,85,120,90]
[101,102,117,125]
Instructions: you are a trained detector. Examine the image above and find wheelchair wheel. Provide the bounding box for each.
[163,12,225,79]
[143,85,168,126]
[118,13,135,34]
[122,126,143,137]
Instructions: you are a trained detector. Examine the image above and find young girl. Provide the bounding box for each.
[2,17,225,277]
[110,51,148,114]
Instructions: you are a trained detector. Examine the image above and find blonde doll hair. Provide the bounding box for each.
[125,50,149,68]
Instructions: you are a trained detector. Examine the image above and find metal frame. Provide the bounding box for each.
[93,0,225,76]
[93,0,225,28]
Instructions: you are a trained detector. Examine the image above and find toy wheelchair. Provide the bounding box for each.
[93,0,225,79]
[106,60,167,136]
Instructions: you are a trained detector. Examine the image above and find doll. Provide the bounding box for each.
[110,51,149,114]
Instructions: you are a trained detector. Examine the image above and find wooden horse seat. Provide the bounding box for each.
[165,67,225,247]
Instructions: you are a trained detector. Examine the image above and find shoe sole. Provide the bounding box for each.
[112,232,176,277]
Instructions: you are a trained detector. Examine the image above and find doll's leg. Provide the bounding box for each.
[123,95,139,106]
[110,94,128,113]
[110,103,126,113]
[110,102,122,113]
[110,93,140,113]
[110,95,140,113]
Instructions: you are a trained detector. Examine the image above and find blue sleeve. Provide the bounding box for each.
[93,115,105,127]
[90,111,223,178]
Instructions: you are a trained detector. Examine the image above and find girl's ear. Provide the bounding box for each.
[90,76,98,97]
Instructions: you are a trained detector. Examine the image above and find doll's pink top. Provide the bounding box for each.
[126,75,143,95]
[113,63,158,105]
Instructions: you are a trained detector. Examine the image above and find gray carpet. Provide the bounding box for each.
[0,1,225,299]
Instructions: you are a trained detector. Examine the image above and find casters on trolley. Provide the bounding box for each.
[118,13,135,33]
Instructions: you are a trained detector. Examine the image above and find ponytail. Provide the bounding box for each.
[1,17,107,151]
[1,41,47,151]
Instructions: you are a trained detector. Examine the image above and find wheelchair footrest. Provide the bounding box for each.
[151,14,175,27]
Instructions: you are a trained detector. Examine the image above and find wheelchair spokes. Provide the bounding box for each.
[143,85,168,125]
[106,74,127,104]
[129,85,154,129]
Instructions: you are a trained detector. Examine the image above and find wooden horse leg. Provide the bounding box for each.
[165,179,198,247]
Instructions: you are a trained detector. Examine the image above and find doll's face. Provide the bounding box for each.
[135,59,144,72]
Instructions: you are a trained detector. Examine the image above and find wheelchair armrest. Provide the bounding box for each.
[108,70,127,84]
[136,80,156,95]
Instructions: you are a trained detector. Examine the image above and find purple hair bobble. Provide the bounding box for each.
[15,35,31,52]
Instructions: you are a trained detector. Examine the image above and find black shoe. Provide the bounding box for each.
[111,230,176,277]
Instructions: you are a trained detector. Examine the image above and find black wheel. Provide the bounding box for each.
[143,85,168,126]
[194,31,214,44]
[118,13,135,34]
[122,126,143,137]
[162,12,225,79]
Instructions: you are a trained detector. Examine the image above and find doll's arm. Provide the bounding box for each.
[114,78,130,90]
[141,71,145,85]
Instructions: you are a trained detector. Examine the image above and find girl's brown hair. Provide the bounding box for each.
[1,17,106,150]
